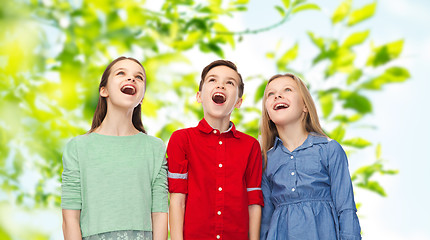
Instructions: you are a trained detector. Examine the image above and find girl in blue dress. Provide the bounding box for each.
[259,73,361,240]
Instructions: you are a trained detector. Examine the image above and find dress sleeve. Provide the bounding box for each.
[167,131,189,194]
[328,140,362,240]
[245,140,264,206]
[260,169,274,240]
[61,138,82,210]
[152,141,168,213]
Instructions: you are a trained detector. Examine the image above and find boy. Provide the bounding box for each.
[168,60,263,240]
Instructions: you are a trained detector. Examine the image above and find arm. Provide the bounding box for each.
[169,193,186,240]
[328,140,361,240]
[62,209,82,240]
[260,171,274,240]
[166,131,189,240]
[61,139,83,239]
[248,204,262,240]
[152,212,168,240]
[244,140,264,239]
[152,143,169,240]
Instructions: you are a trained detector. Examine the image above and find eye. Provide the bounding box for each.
[117,71,125,75]
[136,75,144,81]
[227,80,235,86]
[208,78,215,82]
[267,92,274,97]
[285,87,292,92]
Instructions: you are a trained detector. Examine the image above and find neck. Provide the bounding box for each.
[204,114,231,132]
[95,105,139,136]
[276,121,308,152]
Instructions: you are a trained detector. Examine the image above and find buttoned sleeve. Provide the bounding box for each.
[61,138,82,210]
[152,140,168,212]
[328,140,361,240]
[167,130,189,194]
[245,140,264,206]
[260,168,274,240]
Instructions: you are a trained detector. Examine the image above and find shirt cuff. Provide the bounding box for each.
[168,178,188,194]
[247,188,264,206]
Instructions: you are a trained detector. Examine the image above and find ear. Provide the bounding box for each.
[303,104,308,113]
[196,91,202,103]
[234,97,243,109]
[100,86,108,98]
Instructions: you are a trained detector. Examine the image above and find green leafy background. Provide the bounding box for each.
[1,0,429,239]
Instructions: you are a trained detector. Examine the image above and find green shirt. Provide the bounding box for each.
[61,132,168,237]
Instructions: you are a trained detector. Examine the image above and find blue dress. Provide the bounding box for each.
[260,134,361,240]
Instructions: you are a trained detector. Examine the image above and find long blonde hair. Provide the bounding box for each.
[260,73,326,169]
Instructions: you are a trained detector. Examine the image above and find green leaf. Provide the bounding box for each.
[234,0,250,4]
[347,69,363,85]
[319,93,334,118]
[339,91,372,114]
[376,143,382,159]
[333,114,362,123]
[342,137,371,148]
[331,0,352,24]
[357,181,387,197]
[277,43,299,71]
[347,2,376,26]
[291,0,306,8]
[282,0,291,9]
[343,30,370,48]
[360,66,410,90]
[275,5,286,17]
[329,124,346,141]
[292,3,320,13]
[366,40,404,67]
[307,31,325,50]
[254,80,268,103]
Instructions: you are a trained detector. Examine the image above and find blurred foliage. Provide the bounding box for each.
[0,0,408,234]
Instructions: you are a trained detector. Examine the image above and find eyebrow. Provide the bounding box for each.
[206,74,238,82]
[114,68,145,76]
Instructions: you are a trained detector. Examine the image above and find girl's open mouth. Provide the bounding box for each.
[121,85,136,95]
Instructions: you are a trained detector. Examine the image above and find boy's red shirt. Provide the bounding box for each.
[167,118,264,240]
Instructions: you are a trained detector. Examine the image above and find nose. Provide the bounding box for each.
[127,78,135,82]
[275,95,282,99]
[216,84,225,89]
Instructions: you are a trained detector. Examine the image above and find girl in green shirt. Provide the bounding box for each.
[61,57,168,240]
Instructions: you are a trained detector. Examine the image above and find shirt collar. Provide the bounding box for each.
[271,132,329,153]
[197,118,240,138]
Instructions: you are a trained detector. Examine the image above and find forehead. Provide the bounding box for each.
[267,76,297,89]
[111,60,145,74]
[205,65,239,81]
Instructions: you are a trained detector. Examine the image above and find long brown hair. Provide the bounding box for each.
[260,73,326,169]
[88,56,146,133]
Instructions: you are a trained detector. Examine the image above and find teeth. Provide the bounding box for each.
[121,85,136,95]
[212,92,226,104]
[274,103,289,110]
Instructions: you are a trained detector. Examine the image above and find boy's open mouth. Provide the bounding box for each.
[212,92,226,104]
[120,85,136,95]
[273,103,289,110]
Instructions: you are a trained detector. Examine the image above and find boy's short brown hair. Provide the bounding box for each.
[199,60,244,98]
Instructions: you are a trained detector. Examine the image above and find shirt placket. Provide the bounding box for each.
[214,130,225,239]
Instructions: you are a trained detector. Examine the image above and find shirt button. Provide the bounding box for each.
[291,172,295,176]
[213,130,217,134]
[217,235,220,239]
[290,156,294,159]
[219,163,223,168]
[292,188,296,192]
[219,141,222,145]
[218,187,222,191]
[217,211,221,215]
